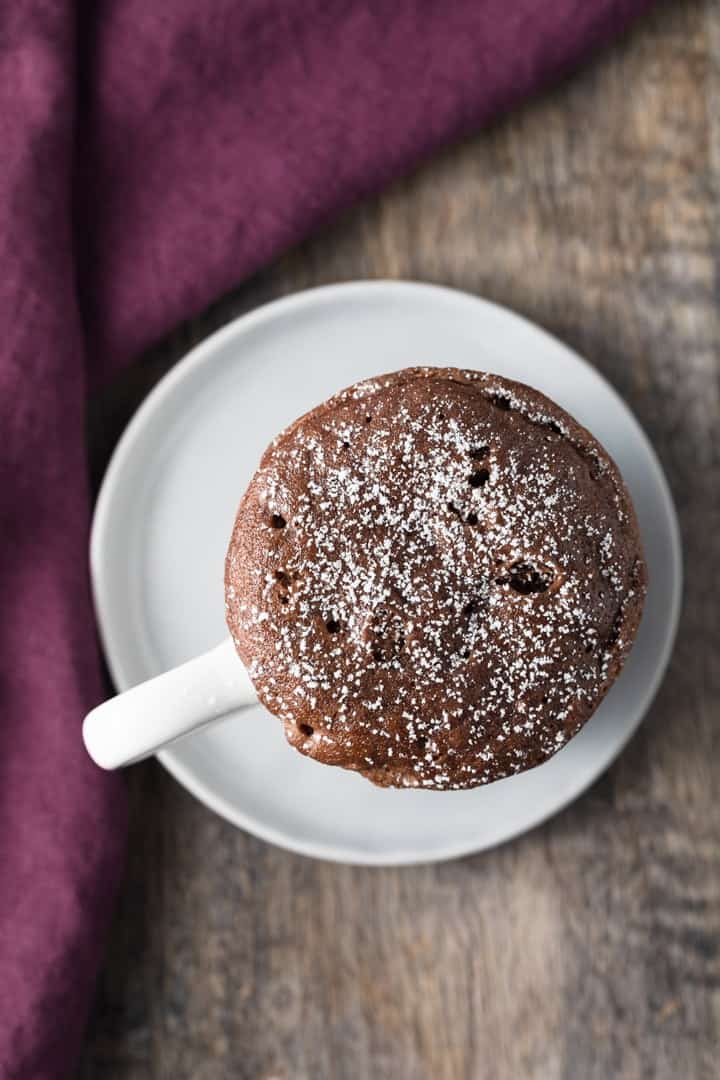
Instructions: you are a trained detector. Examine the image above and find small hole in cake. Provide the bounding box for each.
[438,411,446,420]
[497,561,552,595]
[460,648,470,659]
[298,723,314,738]
[415,735,427,750]
[468,468,490,489]
[463,601,476,616]
[274,570,287,581]
[372,649,384,663]
[470,445,489,460]
[584,642,593,654]
[280,596,289,605]
[466,511,479,526]
[342,439,350,449]
[365,414,372,424]
[491,394,511,411]
[545,421,563,435]
[326,618,341,634]
[270,513,286,529]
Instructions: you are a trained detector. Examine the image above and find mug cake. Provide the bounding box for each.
[225,368,646,790]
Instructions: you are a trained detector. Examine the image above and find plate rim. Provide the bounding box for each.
[91,279,683,866]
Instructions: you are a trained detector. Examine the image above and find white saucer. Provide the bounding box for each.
[91,281,681,865]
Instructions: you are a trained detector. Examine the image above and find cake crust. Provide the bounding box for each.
[225,368,647,790]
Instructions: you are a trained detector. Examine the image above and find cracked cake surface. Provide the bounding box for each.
[225,367,647,790]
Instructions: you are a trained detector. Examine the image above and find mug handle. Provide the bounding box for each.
[83,638,256,769]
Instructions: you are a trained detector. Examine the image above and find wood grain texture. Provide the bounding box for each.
[81,2,719,1077]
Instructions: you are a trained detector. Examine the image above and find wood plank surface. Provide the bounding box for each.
[81,2,719,1077]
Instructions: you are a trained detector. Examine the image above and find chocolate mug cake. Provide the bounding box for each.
[225,368,646,791]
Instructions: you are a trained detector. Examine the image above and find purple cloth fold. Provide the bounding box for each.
[0,1,653,1075]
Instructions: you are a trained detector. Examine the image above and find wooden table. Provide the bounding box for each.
[80,3,719,1077]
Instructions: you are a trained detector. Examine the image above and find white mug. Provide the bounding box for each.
[83,639,255,769]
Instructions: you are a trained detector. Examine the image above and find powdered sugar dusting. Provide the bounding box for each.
[226,368,646,791]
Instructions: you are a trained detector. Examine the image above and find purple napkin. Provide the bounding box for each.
[0,1,653,1075]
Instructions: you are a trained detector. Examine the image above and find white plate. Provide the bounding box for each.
[92,281,682,865]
